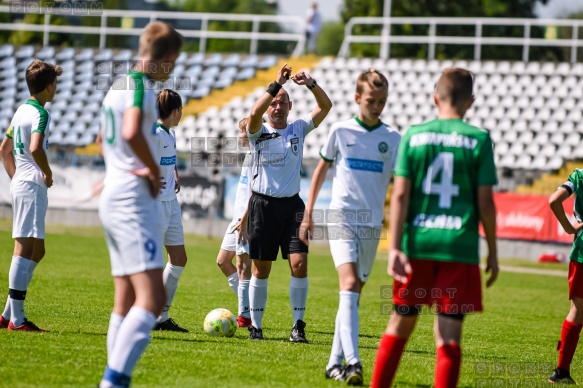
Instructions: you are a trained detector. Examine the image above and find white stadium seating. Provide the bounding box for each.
[0,43,580,172]
[173,56,583,172]
[0,44,275,147]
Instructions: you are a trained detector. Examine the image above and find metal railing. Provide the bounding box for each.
[0,5,306,56]
[339,17,583,62]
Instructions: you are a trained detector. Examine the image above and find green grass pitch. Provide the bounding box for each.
[0,220,577,387]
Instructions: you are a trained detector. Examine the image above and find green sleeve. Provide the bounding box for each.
[567,170,583,193]
[477,133,497,186]
[31,108,49,135]
[128,73,145,109]
[393,130,411,178]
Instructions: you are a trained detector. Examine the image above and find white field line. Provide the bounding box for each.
[480,264,567,277]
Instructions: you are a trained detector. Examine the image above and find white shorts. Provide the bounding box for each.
[11,180,47,239]
[220,219,249,256]
[328,224,381,283]
[99,187,164,277]
[160,198,184,246]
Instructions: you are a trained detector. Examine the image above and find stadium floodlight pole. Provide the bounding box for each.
[380,0,392,59]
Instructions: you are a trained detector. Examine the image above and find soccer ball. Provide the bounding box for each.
[203,308,237,337]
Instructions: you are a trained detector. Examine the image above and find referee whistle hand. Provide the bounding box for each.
[276,63,292,85]
[388,249,412,284]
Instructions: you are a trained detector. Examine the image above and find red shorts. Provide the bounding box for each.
[568,260,583,300]
[392,259,483,314]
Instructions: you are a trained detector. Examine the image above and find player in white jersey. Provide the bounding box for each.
[300,69,400,385]
[246,63,332,342]
[0,60,62,332]
[97,22,182,388]
[151,89,189,332]
[216,117,253,328]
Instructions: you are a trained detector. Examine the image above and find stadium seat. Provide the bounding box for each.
[36,47,55,59]
[55,47,75,60]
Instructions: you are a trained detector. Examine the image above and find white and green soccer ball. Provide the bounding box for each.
[203,308,237,337]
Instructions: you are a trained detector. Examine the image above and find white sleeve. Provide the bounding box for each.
[246,123,263,142]
[319,125,338,162]
[300,114,316,137]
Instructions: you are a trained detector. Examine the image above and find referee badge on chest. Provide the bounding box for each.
[291,137,300,155]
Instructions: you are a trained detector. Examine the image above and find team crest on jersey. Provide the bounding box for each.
[378,141,388,153]
[291,137,299,155]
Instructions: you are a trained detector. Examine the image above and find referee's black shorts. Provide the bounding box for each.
[248,192,309,261]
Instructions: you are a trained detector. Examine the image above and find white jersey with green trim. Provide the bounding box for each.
[319,117,401,228]
[155,122,177,202]
[100,71,159,195]
[7,99,51,187]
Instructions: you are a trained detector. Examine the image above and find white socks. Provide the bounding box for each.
[327,308,344,369]
[107,312,124,358]
[3,259,38,322]
[102,306,156,386]
[159,263,184,322]
[227,272,239,296]
[289,276,308,324]
[338,291,360,365]
[249,276,268,329]
[238,279,250,318]
[7,256,30,326]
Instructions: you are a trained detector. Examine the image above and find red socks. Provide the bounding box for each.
[435,343,461,388]
[557,319,583,371]
[371,334,407,388]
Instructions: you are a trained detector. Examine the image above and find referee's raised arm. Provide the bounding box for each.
[248,63,292,134]
[290,70,332,128]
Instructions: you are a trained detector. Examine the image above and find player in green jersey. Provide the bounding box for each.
[371,68,499,388]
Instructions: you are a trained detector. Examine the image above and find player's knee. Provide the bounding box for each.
[290,258,307,276]
[394,305,421,316]
[33,248,45,262]
[341,276,360,292]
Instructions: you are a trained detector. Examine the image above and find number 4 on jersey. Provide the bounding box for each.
[422,152,459,209]
[12,127,24,155]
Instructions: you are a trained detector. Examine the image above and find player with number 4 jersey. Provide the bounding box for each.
[371,68,499,388]
[0,60,62,332]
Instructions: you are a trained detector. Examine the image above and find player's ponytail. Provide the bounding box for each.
[157,89,182,119]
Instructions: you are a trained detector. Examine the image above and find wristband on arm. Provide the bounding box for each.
[266,82,282,97]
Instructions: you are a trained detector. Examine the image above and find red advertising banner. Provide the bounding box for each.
[479,193,575,244]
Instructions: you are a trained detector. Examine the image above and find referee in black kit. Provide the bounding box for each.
[244,63,332,341]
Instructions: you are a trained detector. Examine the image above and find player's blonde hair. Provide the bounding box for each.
[356,68,388,94]
[139,21,183,60]
[25,59,62,95]
[435,68,474,109]
[157,89,182,119]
